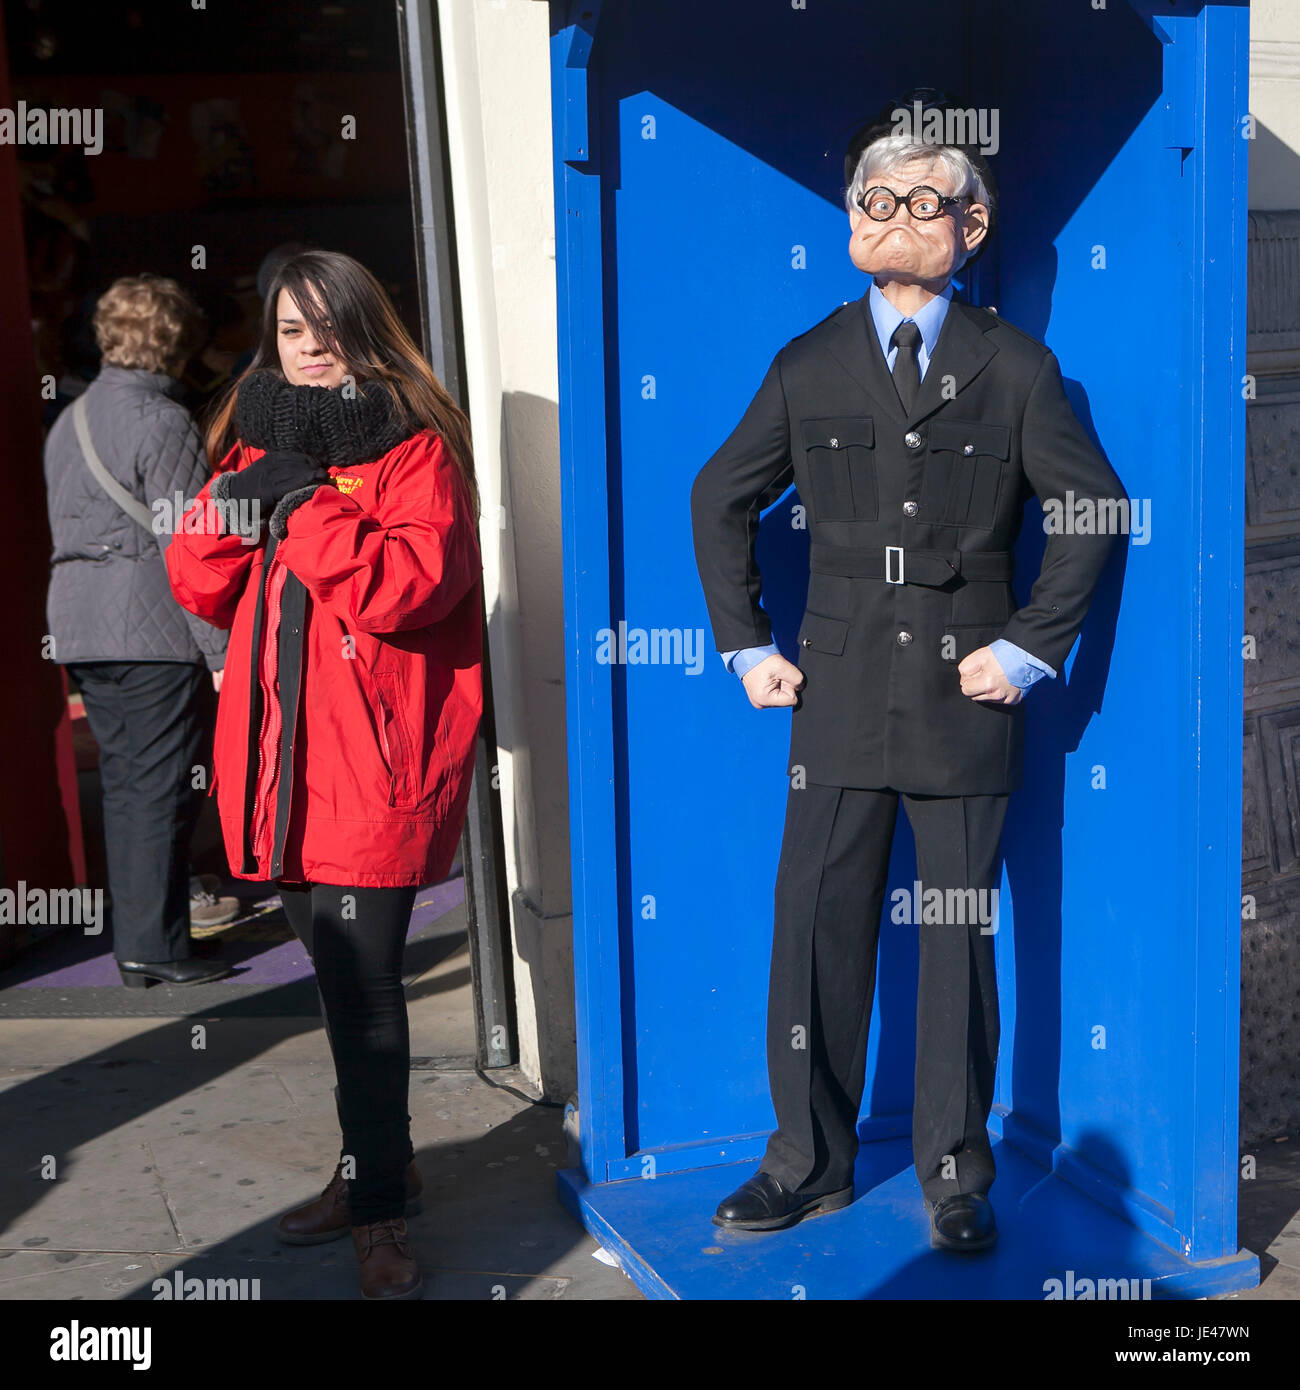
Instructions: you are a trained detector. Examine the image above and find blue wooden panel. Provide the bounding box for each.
[989,1,1192,1239]
[551,0,1255,1293]
[551,4,625,1184]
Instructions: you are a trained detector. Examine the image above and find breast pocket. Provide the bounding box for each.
[801,416,876,522]
[928,420,1009,530]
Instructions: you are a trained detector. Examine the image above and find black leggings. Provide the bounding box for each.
[279,883,418,1223]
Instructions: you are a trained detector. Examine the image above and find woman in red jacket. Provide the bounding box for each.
[166,250,482,1301]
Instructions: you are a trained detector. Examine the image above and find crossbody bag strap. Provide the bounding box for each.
[71,393,155,534]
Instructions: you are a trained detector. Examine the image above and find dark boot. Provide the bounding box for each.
[275,1159,423,1245]
[351,1217,423,1300]
[118,958,231,987]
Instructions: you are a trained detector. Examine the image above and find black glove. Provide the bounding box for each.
[220,450,327,514]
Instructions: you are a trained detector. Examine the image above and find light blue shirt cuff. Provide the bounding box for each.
[722,643,781,678]
[723,639,1052,690]
[989,638,1056,692]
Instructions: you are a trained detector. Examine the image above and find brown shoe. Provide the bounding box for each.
[351,1217,423,1300]
[275,1160,423,1245]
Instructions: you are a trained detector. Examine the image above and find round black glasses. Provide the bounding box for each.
[856,185,970,222]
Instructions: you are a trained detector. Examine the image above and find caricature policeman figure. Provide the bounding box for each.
[690,112,1122,1251]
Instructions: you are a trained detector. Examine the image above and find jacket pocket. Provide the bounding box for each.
[941,622,1003,665]
[928,420,1009,529]
[371,671,419,808]
[797,610,849,657]
[800,416,876,522]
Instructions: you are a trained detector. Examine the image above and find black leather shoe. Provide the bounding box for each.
[118,959,232,988]
[928,1193,997,1252]
[713,1171,853,1231]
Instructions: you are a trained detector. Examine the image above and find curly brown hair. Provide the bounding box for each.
[93,274,205,374]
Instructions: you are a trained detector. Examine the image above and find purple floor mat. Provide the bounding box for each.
[6,876,465,990]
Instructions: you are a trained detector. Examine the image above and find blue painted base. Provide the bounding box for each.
[558,1139,1260,1300]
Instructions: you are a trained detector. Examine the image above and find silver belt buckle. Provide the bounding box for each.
[885,545,905,584]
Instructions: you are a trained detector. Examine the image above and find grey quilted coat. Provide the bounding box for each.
[43,365,228,669]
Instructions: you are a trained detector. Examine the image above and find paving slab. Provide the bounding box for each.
[0,967,642,1300]
[0,1251,160,1301]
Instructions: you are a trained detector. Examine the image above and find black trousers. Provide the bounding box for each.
[279,883,418,1224]
[761,782,1008,1204]
[68,661,207,965]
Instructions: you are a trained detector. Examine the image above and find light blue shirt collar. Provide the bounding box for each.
[867,280,953,372]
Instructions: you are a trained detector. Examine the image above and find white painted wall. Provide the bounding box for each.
[439,0,575,1100]
[1250,3,1300,209]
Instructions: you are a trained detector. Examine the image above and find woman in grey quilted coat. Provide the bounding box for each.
[43,275,232,986]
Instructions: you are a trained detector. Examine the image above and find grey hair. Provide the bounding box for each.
[844,135,994,221]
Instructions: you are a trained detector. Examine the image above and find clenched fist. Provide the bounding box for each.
[958,645,1022,705]
[741,653,807,710]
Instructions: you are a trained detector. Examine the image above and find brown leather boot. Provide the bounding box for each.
[351,1217,423,1299]
[275,1160,423,1245]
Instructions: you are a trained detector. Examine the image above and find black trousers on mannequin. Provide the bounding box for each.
[760,783,1008,1204]
[279,884,418,1224]
[68,661,206,965]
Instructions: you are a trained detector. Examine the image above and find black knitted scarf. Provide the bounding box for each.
[234,368,410,468]
[214,370,413,541]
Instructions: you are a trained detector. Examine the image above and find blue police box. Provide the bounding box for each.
[548,0,1258,1299]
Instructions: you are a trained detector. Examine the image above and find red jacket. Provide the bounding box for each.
[166,429,483,888]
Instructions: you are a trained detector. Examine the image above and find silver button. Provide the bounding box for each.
[904,431,922,449]
[903,500,919,517]
[896,631,913,646]
[829,437,839,448]
[963,443,975,456]
[801,637,812,648]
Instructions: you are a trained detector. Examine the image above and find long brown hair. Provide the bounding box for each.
[204,249,478,520]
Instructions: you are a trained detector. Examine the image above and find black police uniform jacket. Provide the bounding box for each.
[690,292,1122,795]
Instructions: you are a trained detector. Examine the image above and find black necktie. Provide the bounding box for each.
[890,320,922,414]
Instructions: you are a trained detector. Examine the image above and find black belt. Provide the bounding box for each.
[809,542,1014,588]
